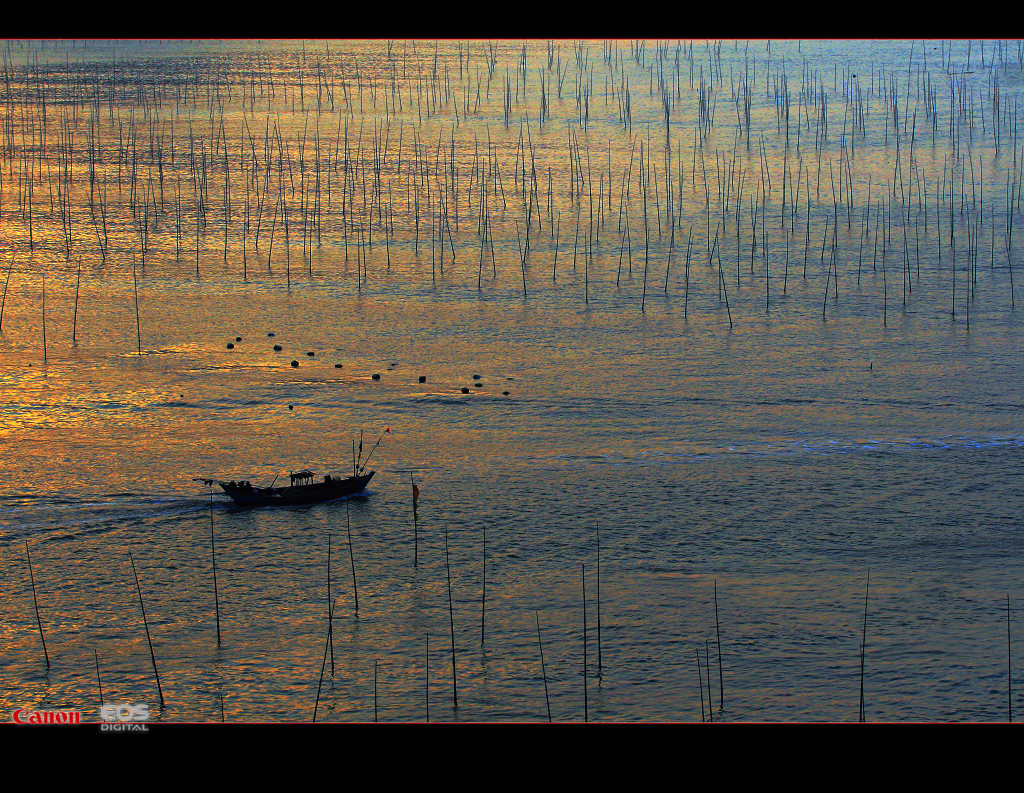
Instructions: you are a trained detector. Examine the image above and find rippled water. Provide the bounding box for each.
[0,39,1022,722]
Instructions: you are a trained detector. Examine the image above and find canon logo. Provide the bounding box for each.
[11,708,81,725]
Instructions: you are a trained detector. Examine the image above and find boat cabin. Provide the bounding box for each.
[289,470,315,486]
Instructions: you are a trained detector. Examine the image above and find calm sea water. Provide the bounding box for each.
[0,39,1022,722]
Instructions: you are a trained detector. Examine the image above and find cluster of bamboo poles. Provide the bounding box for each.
[0,40,1022,364]
[22,487,645,721]
[19,500,1017,722]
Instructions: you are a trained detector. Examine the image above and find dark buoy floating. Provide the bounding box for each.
[267,332,275,337]
[473,383,482,388]
[418,375,426,383]
[273,344,282,351]
[472,374,481,380]
[306,351,315,357]
[372,373,381,381]
[226,343,234,349]
[288,404,293,410]
[235,336,242,342]
[460,387,470,394]
[502,391,510,396]
[291,360,299,367]
[335,363,343,369]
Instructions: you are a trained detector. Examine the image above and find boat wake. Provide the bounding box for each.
[0,491,210,547]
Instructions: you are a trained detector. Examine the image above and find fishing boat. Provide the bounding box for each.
[196,469,375,507]
[197,428,388,507]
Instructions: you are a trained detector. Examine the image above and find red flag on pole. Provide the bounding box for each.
[412,483,420,506]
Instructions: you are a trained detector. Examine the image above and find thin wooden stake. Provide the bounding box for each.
[480,526,486,647]
[536,611,552,722]
[596,524,602,679]
[444,526,458,711]
[346,501,359,616]
[859,569,870,722]
[327,533,334,674]
[582,561,588,722]
[94,649,103,708]
[128,551,164,708]
[26,544,49,669]
[705,640,713,722]
[313,599,332,722]
[714,578,723,711]
[696,648,705,722]
[411,473,419,567]
[1008,594,1013,723]
[210,487,221,646]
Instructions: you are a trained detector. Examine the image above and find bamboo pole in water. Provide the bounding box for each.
[444,525,457,711]
[72,258,81,345]
[210,487,221,647]
[536,611,552,722]
[596,524,602,679]
[313,598,333,722]
[582,561,588,722]
[0,256,13,333]
[327,533,334,674]
[128,551,164,708]
[131,256,141,355]
[346,500,359,616]
[26,543,49,669]
[40,269,47,365]
[94,649,104,709]
[696,648,705,722]
[859,570,870,722]
[1008,594,1013,723]
[705,640,713,722]
[480,526,486,648]
[411,473,419,568]
[714,578,723,712]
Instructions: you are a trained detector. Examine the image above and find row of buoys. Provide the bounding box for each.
[223,336,511,396]
[224,333,339,369]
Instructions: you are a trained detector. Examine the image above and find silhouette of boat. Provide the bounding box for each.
[196,469,374,507]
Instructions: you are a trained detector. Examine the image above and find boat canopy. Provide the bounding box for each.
[290,470,315,485]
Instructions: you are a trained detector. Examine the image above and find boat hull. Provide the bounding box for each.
[219,472,375,507]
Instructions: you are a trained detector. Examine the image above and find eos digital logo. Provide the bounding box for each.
[99,702,150,732]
